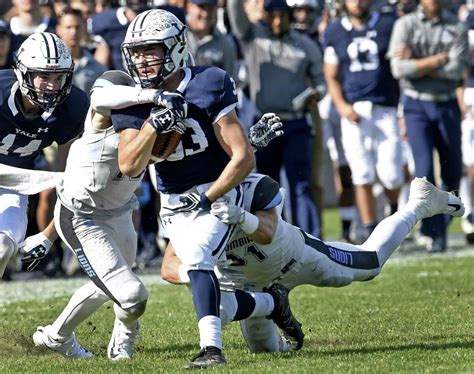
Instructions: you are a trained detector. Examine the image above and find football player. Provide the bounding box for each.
[161,175,465,352]
[19,67,287,361]
[109,9,300,368]
[0,32,87,280]
[324,0,404,241]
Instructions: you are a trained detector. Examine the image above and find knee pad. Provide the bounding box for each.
[0,233,17,261]
[220,291,238,326]
[117,278,148,310]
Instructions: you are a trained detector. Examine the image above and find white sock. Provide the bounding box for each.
[339,206,357,221]
[459,176,473,217]
[248,292,275,318]
[361,206,418,266]
[198,315,222,350]
[51,282,109,338]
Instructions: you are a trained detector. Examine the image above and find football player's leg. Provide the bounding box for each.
[340,113,377,239]
[283,126,320,237]
[0,191,28,278]
[240,317,288,353]
[373,106,404,213]
[460,95,474,242]
[161,187,244,361]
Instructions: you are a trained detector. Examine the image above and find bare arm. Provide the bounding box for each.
[323,61,359,122]
[117,124,157,177]
[204,110,255,202]
[246,208,278,245]
[161,242,184,285]
[42,219,58,242]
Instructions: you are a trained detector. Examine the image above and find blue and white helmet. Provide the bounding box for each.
[122,9,188,88]
[14,32,74,111]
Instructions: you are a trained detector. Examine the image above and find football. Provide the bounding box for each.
[149,130,182,163]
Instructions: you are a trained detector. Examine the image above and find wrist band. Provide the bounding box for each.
[200,193,212,210]
[240,212,259,234]
[178,264,191,284]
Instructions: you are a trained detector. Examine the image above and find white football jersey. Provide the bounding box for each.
[224,173,305,289]
[58,108,142,214]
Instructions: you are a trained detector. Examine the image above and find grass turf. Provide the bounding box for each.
[0,254,472,372]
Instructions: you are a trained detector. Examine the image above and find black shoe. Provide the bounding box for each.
[265,284,304,350]
[184,346,226,369]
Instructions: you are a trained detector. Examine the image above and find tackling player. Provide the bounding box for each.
[161,175,465,352]
[0,32,87,280]
[109,8,262,369]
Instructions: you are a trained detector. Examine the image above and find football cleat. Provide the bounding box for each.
[184,346,226,369]
[33,325,92,359]
[265,283,305,350]
[108,319,140,360]
[408,177,465,219]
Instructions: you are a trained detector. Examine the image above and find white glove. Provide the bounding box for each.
[248,113,284,151]
[211,200,245,225]
[211,199,259,234]
[20,232,53,271]
[215,264,247,292]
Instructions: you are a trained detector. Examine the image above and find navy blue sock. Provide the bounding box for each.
[188,270,220,320]
[232,290,256,321]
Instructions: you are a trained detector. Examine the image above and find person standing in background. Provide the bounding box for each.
[227,0,326,237]
[388,0,469,252]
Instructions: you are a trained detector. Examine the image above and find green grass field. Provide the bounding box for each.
[1,253,473,372]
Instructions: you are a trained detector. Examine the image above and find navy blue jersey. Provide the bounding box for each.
[112,66,238,194]
[0,70,87,169]
[324,13,399,107]
[89,8,128,70]
[467,10,474,87]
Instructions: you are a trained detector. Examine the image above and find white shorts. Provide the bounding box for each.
[55,202,146,309]
[160,182,244,270]
[340,102,403,188]
[0,189,28,246]
[462,117,474,167]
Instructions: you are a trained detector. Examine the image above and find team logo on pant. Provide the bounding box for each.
[73,247,96,277]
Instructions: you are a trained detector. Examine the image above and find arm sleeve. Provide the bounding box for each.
[91,85,156,115]
[388,18,419,79]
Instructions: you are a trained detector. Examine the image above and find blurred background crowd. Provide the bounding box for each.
[0,0,473,281]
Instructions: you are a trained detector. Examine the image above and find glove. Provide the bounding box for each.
[169,192,213,214]
[153,91,188,120]
[20,232,53,272]
[249,113,284,151]
[211,200,245,225]
[215,264,247,292]
[148,106,186,134]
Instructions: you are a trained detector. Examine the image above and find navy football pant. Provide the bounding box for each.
[256,117,321,237]
[403,96,462,240]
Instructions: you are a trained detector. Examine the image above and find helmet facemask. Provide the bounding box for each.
[15,61,74,111]
[122,9,188,89]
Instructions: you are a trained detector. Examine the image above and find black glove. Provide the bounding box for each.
[148,107,185,134]
[153,91,187,120]
[20,232,53,271]
[168,192,213,214]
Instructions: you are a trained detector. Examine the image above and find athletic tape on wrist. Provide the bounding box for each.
[240,212,259,234]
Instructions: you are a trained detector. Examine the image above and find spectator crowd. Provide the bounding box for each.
[1,0,473,281]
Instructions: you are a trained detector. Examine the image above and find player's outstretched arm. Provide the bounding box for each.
[20,220,58,272]
[211,201,278,245]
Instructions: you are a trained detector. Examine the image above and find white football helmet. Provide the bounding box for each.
[14,32,74,111]
[122,9,188,88]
